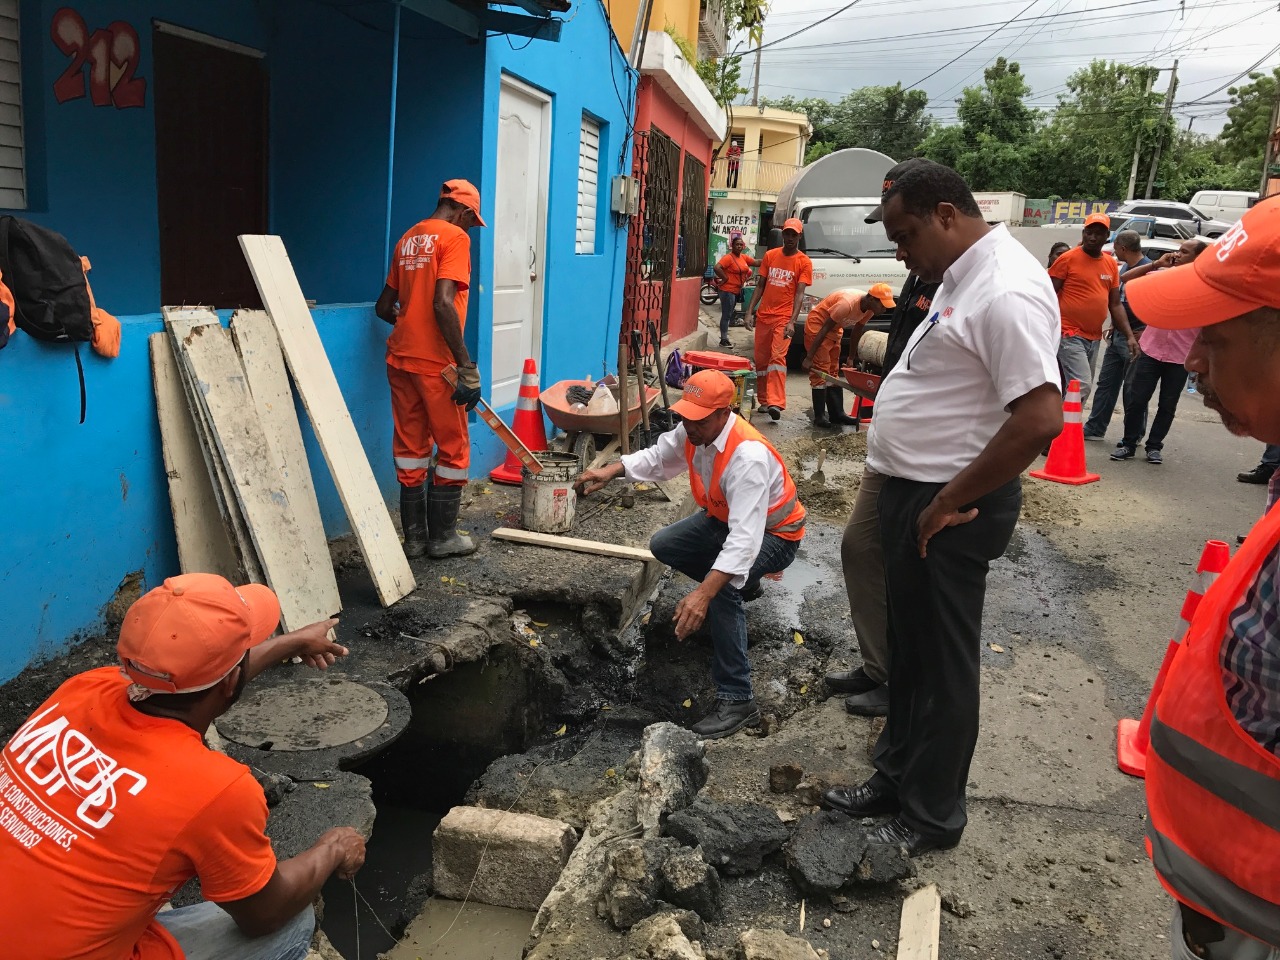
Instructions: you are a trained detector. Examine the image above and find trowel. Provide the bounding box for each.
[810,448,827,486]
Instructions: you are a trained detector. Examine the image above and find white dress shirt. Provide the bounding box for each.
[621,413,782,587]
[867,224,1060,483]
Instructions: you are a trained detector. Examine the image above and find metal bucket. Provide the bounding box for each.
[521,452,579,534]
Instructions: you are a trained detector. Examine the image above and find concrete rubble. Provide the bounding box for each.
[783,810,914,895]
[663,797,790,876]
[739,928,829,960]
[432,805,578,911]
[636,723,710,836]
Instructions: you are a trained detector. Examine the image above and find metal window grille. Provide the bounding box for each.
[0,0,26,209]
[679,154,707,278]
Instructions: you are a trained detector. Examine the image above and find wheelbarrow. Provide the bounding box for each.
[541,378,662,468]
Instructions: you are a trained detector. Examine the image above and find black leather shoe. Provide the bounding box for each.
[825,666,879,695]
[844,684,889,716]
[864,816,959,857]
[690,699,761,740]
[1238,464,1277,484]
[821,781,899,818]
[768,405,782,421]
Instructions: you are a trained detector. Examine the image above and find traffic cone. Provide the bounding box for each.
[1115,539,1230,778]
[490,358,549,485]
[1030,379,1100,485]
[856,395,874,425]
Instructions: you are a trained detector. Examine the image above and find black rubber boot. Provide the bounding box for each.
[426,484,477,558]
[826,387,860,426]
[400,483,428,559]
[811,388,831,428]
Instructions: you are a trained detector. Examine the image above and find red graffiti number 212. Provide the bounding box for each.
[51,8,146,109]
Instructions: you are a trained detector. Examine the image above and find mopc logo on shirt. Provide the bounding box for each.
[2,702,148,835]
[768,267,795,287]
[400,233,439,271]
[1216,221,1248,262]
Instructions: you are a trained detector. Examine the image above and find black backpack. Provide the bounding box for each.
[0,216,92,342]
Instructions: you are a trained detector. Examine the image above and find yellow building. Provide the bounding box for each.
[709,105,811,255]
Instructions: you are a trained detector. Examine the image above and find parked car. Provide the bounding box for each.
[1105,215,1198,258]
[1190,189,1258,223]
[1112,199,1231,237]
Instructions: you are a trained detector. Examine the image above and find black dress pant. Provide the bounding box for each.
[870,475,1023,843]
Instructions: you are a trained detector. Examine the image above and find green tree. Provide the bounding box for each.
[1219,67,1280,178]
[762,84,933,160]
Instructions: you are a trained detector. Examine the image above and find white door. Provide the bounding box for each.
[492,77,550,410]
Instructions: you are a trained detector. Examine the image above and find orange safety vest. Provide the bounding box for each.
[1146,498,1280,948]
[684,416,806,541]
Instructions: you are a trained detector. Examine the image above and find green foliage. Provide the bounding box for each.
[669,2,769,110]
[761,84,933,160]
[804,140,836,164]
[1219,68,1280,179]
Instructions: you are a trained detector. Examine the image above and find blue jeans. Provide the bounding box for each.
[1262,445,1280,468]
[1057,335,1100,405]
[718,290,738,341]
[155,902,314,960]
[1122,354,1187,451]
[1084,334,1144,438]
[650,511,800,700]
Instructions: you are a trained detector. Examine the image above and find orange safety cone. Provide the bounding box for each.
[1115,538,1230,778]
[1030,379,1100,485]
[855,395,874,425]
[490,358,549,485]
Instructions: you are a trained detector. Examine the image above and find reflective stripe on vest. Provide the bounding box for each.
[1145,498,1280,947]
[685,416,805,541]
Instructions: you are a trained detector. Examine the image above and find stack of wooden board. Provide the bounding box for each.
[152,235,415,626]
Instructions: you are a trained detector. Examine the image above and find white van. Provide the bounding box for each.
[1190,190,1258,223]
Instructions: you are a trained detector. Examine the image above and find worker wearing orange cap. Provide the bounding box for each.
[376,179,486,560]
[575,370,806,739]
[744,218,813,421]
[0,574,362,960]
[800,285,897,428]
[1123,197,1280,960]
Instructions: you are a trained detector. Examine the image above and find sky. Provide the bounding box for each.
[736,0,1280,136]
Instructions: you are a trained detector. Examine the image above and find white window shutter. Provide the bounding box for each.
[0,0,23,210]
[576,115,600,255]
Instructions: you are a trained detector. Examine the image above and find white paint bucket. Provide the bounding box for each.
[521,452,579,534]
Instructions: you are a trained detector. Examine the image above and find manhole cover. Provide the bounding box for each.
[217,677,390,752]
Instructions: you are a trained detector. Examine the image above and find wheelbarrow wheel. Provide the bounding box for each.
[572,431,597,470]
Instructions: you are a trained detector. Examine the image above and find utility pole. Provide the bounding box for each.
[1144,59,1178,199]
[1126,69,1157,201]
[1260,84,1280,197]
[751,37,762,106]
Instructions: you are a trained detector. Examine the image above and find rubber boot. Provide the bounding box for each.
[811,388,831,428]
[400,483,428,558]
[826,387,860,426]
[426,484,477,558]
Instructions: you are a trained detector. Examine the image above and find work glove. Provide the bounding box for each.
[452,363,482,411]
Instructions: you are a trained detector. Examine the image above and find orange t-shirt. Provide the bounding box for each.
[0,668,277,960]
[716,252,757,294]
[755,248,813,325]
[804,289,871,340]
[385,218,473,373]
[1048,246,1119,340]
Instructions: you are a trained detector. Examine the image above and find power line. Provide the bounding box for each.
[734,0,867,56]
[1181,41,1280,102]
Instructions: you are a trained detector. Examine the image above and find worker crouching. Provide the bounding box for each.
[375,179,486,559]
[576,371,806,739]
[800,284,896,428]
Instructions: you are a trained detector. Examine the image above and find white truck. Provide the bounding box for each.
[771,148,909,316]
[973,191,1027,226]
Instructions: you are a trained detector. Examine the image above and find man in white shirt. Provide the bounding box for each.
[822,162,1063,855]
[576,371,806,739]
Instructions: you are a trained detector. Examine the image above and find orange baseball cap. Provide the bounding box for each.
[1126,197,1279,330]
[441,179,486,227]
[118,574,280,696]
[867,282,897,309]
[782,218,804,235]
[671,370,736,421]
[1084,213,1111,230]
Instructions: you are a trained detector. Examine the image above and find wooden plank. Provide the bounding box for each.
[179,321,335,632]
[162,307,264,585]
[150,333,241,580]
[238,234,414,606]
[896,884,941,960]
[229,310,340,618]
[492,527,656,563]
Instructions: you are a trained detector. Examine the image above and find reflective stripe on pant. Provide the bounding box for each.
[387,363,471,487]
[805,327,840,388]
[754,320,790,409]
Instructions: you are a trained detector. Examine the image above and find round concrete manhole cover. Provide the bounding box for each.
[217,677,390,752]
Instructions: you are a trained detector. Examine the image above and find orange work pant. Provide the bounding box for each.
[805,326,840,388]
[387,363,470,487]
[753,320,790,410]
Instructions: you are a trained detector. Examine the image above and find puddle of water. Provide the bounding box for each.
[385,898,534,960]
[763,554,827,630]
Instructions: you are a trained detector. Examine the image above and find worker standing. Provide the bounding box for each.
[1127,197,1280,960]
[713,233,758,347]
[800,285,896,428]
[744,219,812,421]
[375,180,486,559]
[574,371,806,739]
